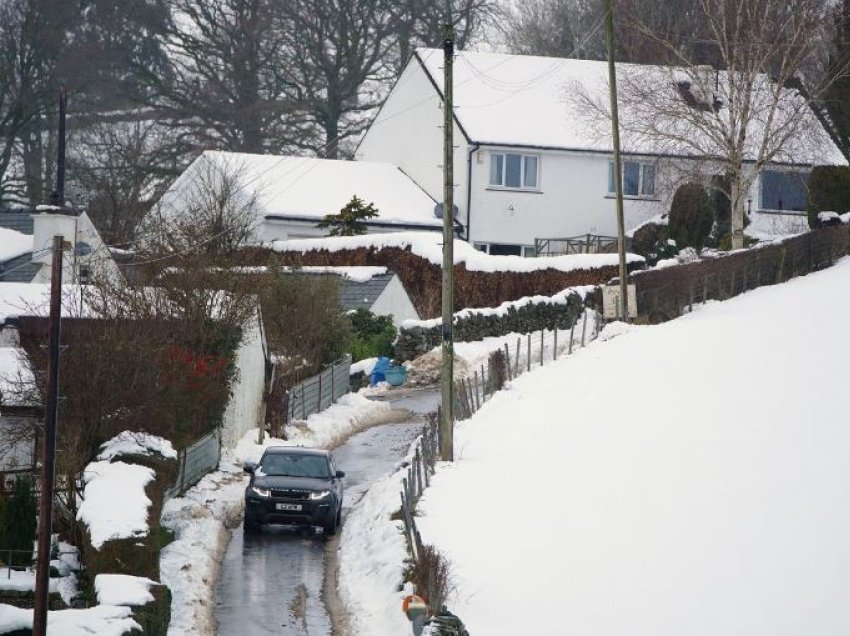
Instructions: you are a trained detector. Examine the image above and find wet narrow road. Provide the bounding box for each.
[214,387,439,636]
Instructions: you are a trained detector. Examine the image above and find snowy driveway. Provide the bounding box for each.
[214,387,439,635]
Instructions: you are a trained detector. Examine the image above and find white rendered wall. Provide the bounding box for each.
[221,313,268,449]
[370,275,420,327]
[356,57,471,230]
[467,149,666,247]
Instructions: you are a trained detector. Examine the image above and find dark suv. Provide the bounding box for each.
[243,447,344,535]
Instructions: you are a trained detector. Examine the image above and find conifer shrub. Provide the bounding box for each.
[808,166,850,228]
[669,182,714,250]
[317,195,379,236]
[4,476,36,566]
[349,308,396,361]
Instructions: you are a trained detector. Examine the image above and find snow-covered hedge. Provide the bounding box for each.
[255,232,641,318]
[394,286,598,361]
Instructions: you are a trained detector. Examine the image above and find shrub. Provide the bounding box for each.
[4,476,36,566]
[630,222,665,258]
[807,166,850,228]
[410,544,452,613]
[349,309,396,362]
[669,183,714,249]
[488,350,507,393]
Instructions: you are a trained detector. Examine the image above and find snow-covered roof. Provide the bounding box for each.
[412,49,844,165]
[159,151,440,230]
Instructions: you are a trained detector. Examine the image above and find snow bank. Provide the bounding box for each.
[272,232,643,273]
[77,461,155,549]
[417,257,850,635]
[0,569,59,593]
[97,431,178,461]
[337,443,417,636]
[95,574,157,607]
[0,604,140,636]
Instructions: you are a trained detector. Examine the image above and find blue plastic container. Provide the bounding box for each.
[384,365,408,387]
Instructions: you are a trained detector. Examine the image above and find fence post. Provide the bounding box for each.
[581,311,588,347]
[539,330,544,366]
[553,328,558,360]
[301,382,306,420]
[515,338,521,377]
[331,364,335,402]
[179,449,187,496]
[527,334,531,372]
[504,343,512,381]
[317,373,323,412]
[473,371,481,409]
[480,364,487,397]
[569,320,575,354]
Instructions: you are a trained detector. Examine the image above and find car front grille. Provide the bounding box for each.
[271,488,311,500]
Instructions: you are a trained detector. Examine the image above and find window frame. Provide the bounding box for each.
[607,159,657,199]
[758,169,808,215]
[489,151,541,191]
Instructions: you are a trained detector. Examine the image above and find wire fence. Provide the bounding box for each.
[164,428,221,500]
[453,309,602,421]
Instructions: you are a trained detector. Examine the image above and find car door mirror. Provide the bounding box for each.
[335,470,345,479]
[244,462,256,475]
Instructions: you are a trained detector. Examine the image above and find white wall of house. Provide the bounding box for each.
[356,58,470,228]
[221,312,268,449]
[467,148,665,249]
[371,276,420,327]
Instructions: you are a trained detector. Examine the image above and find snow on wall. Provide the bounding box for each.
[272,231,644,273]
[220,312,267,449]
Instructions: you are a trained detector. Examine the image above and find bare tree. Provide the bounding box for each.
[580,0,839,249]
[143,154,260,257]
[505,0,606,59]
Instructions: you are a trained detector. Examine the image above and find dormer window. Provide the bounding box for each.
[489,152,539,190]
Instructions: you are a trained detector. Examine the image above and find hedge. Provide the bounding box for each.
[807,166,850,229]
[241,246,634,319]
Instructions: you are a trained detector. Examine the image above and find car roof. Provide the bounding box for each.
[261,446,329,458]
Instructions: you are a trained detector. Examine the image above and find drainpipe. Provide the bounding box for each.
[465,144,480,242]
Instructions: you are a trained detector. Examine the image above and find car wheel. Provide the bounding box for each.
[244,519,261,533]
[324,509,341,536]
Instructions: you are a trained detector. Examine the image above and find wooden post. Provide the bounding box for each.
[569,320,575,354]
[504,343,512,380]
[473,371,481,409]
[581,311,588,347]
[515,338,521,377]
[480,364,487,397]
[689,283,694,313]
[553,328,558,360]
[539,330,544,366]
[301,382,306,420]
[317,373,323,412]
[526,334,531,372]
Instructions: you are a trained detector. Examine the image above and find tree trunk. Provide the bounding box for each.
[730,175,745,250]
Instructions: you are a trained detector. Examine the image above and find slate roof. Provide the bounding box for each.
[0,252,39,283]
[0,210,34,235]
[335,273,394,312]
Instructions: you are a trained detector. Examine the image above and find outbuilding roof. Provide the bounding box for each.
[159,151,441,231]
[410,49,844,165]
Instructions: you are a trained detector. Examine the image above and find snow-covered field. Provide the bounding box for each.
[413,257,850,635]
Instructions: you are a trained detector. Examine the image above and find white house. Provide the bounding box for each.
[356,49,845,255]
[0,207,122,284]
[153,151,443,243]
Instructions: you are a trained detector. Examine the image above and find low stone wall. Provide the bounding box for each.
[394,287,599,361]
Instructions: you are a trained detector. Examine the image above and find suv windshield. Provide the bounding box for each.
[260,453,330,479]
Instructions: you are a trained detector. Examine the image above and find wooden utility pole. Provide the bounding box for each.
[32,235,64,636]
[605,0,630,322]
[440,0,455,461]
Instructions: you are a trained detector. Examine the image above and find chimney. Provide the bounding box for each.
[32,207,77,284]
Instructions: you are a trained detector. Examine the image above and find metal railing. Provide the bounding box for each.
[165,429,221,500]
[535,234,629,256]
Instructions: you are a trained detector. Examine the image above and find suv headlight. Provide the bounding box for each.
[309,490,331,500]
[251,486,270,497]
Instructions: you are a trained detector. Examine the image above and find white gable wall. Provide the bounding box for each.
[356,54,471,230]
[221,311,268,449]
[370,275,420,327]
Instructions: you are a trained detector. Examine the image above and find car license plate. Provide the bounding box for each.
[276,503,302,511]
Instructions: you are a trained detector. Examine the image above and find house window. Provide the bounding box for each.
[490,152,539,189]
[608,160,655,197]
[760,170,808,212]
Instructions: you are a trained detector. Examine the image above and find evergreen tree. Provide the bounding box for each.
[317,195,379,236]
[4,475,36,566]
[824,0,850,161]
